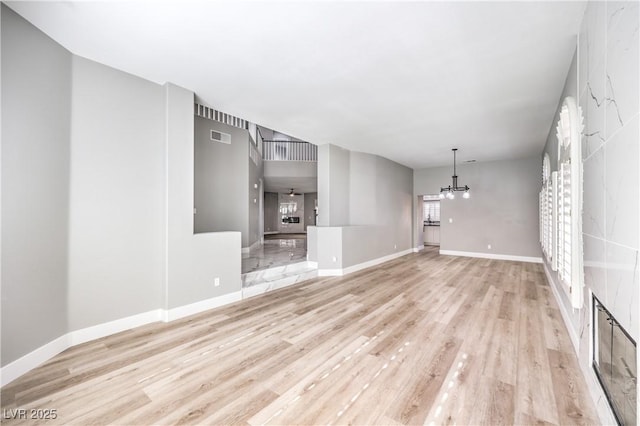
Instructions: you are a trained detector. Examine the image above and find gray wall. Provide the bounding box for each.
[67,55,165,331]
[264,192,279,233]
[304,192,317,229]
[349,152,377,225]
[263,160,317,181]
[1,5,71,366]
[194,118,253,247]
[414,156,541,258]
[1,7,242,369]
[165,83,242,310]
[248,155,263,247]
[318,144,350,226]
[314,144,413,269]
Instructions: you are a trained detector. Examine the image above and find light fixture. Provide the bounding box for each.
[289,188,295,197]
[440,148,470,200]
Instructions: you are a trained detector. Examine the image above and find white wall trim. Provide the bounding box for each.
[163,291,242,322]
[1,292,242,387]
[0,334,70,387]
[307,261,318,268]
[241,239,262,254]
[318,248,413,276]
[439,250,542,264]
[542,262,580,352]
[413,245,424,253]
[69,309,163,346]
[263,231,278,235]
[318,268,344,277]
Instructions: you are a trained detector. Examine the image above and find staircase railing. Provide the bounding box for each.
[263,140,317,162]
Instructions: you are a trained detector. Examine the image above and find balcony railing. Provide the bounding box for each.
[263,140,317,162]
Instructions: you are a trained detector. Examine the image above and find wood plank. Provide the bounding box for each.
[0,249,598,425]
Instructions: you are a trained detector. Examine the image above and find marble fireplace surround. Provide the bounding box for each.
[542,2,639,424]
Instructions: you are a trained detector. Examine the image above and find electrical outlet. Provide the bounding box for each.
[394,244,397,250]
[332,256,337,262]
[214,277,220,287]
[487,244,492,250]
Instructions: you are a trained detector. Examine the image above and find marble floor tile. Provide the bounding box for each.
[241,233,308,274]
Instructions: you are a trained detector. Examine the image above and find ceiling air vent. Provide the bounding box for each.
[211,130,231,144]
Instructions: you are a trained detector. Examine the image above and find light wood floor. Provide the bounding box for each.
[1,248,599,425]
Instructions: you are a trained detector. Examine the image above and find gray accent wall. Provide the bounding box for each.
[317,144,350,226]
[194,118,249,237]
[1,7,242,370]
[264,192,279,233]
[248,153,263,247]
[304,192,317,230]
[194,117,261,249]
[1,5,72,366]
[314,144,413,269]
[67,55,165,331]
[165,83,242,309]
[414,156,541,258]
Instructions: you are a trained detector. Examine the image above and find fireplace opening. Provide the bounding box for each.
[592,296,637,425]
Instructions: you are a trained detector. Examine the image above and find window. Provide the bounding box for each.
[553,96,584,309]
[540,154,552,262]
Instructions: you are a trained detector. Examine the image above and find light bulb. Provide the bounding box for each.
[447,192,455,200]
[463,191,470,199]
[439,192,445,199]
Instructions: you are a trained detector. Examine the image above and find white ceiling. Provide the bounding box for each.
[7,1,586,169]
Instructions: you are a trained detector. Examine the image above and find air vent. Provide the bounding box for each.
[211,130,231,144]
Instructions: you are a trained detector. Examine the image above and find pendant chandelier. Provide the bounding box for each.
[440,148,470,200]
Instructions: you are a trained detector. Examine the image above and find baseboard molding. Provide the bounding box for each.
[0,334,70,388]
[413,245,424,253]
[263,231,278,235]
[542,262,580,352]
[439,250,542,264]
[318,248,413,276]
[1,291,243,387]
[70,309,163,346]
[163,291,242,322]
[241,240,262,254]
[307,261,318,268]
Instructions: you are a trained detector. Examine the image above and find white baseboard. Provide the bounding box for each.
[263,231,278,235]
[241,240,262,254]
[318,248,413,277]
[542,262,580,352]
[1,291,243,387]
[318,268,343,276]
[413,245,424,253]
[439,250,542,264]
[0,334,70,388]
[163,291,242,322]
[307,261,318,268]
[70,309,163,346]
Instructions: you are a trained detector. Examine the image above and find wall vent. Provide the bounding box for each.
[211,130,231,144]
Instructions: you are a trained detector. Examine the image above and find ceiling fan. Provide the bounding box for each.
[288,188,302,197]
